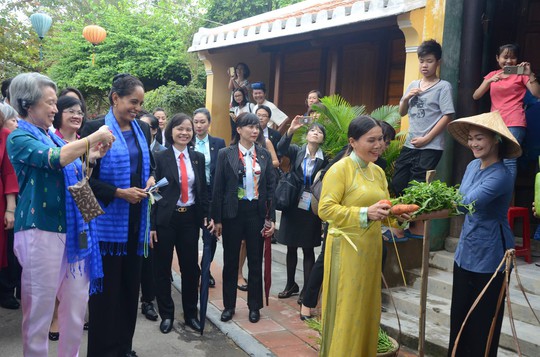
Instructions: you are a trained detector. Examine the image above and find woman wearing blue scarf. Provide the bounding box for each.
[81,73,154,357]
[6,73,115,357]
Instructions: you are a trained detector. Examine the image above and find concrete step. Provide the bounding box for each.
[406,267,540,325]
[428,250,454,272]
[380,307,520,357]
[424,251,540,296]
[382,287,540,356]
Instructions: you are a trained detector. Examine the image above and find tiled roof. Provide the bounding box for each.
[189,0,426,52]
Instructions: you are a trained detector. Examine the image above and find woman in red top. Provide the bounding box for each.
[473,44,540,179]
[0,108,20,309]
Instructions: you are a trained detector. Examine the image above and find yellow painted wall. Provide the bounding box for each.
[397,0,447,132]
[199,47,271,142]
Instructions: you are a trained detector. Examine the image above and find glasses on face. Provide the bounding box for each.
[64,109,84,117]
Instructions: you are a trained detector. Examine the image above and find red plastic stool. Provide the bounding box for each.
[507,207,532,263]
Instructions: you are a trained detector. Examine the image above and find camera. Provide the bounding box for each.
[228,67,236,77]
[503,66,524,75]
[300,116,313,125]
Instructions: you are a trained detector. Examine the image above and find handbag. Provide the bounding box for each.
[67,139,105,223]
[310,166,331,216]
[274,171,301,211]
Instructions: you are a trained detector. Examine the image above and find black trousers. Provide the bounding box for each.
[140,247,155,303]
[391,147,442,196]
[222,200,264,310]
[0,229,21,300]
[302,238,325,308]
[88,206,143,357]
[448,262,506,357]
[154,208,200,320]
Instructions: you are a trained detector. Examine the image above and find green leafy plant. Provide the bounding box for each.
[304,318,398,354]
[143,81,206,116]
[391,180,475,216]
[293,94,402,159]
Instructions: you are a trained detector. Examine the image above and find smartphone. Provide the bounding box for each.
[503,66,525,75]
[300,116,313,125]
[228,67,236,76]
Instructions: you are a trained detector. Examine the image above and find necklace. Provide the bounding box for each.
[419,78,440,91]
[350,152,375,182]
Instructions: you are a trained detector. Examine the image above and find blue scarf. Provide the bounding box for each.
[94,108,150,255]
[17,120,103,294]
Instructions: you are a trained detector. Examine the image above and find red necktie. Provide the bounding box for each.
[179,153,188,203]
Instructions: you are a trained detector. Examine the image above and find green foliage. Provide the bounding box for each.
[392,180,475,216]
[45,1,193,96]
[370,105,401,129]
[206,0,303,26]
[297,95,401,160]
[143,81,206,117]
[295,94,366,158]
[1,0,206,113]
[0,9,40,79]
[381,139,404,189]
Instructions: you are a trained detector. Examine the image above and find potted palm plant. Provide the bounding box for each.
[293,94,405,183]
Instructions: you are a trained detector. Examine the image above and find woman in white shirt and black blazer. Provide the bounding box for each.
[150,113,209,334]
[211,113,276,324]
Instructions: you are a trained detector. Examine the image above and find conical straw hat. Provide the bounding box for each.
[447,111,522,159]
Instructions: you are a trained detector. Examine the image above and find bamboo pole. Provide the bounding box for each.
[418,169,436,356]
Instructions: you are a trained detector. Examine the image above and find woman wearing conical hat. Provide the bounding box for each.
[446,111,521,357]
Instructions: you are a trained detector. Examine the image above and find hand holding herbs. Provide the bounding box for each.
[391,180,475,218]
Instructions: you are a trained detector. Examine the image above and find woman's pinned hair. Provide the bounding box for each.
[108,73,144,106]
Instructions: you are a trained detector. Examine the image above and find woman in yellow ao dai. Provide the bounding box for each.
[318,116,393,356]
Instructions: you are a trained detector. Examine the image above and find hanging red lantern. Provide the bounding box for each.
[82,25,107,65]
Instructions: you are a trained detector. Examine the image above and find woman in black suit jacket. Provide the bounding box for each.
[276,116,327,304]
[150,113,209,334]
[212,113,276,324]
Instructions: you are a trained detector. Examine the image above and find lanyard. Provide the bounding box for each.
[303,157,312,186]
[238,147,257,175]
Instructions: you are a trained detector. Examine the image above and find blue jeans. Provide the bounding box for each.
[503,126,525,181]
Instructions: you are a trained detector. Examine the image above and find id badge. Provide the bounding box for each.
[298,190,312,211]
[79,231,88,250]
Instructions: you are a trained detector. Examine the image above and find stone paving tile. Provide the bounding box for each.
[271,343,318,357]
[291,328,320,347]
[237,317,286,334]
[253,330,306,348]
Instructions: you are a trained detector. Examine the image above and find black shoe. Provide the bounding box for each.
[237,283,248,291]
[248,309,260,323]
[141,301,158,321]
[160,318,174,334]
[220,308,235,322]
[300,313,313,321]
[125,351,138,357]
[278,282,299,299]
[48,331,59,341]
[297,289,304,305]
[209,274,216,288]
[185,317,202,332]
[0,296,20,310]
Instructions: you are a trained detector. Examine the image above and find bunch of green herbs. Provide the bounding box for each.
[391,180,475,216]
[377,327,396,353]
[303,318,398,353]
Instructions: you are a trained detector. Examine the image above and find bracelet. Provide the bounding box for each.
[5,209,14,214]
